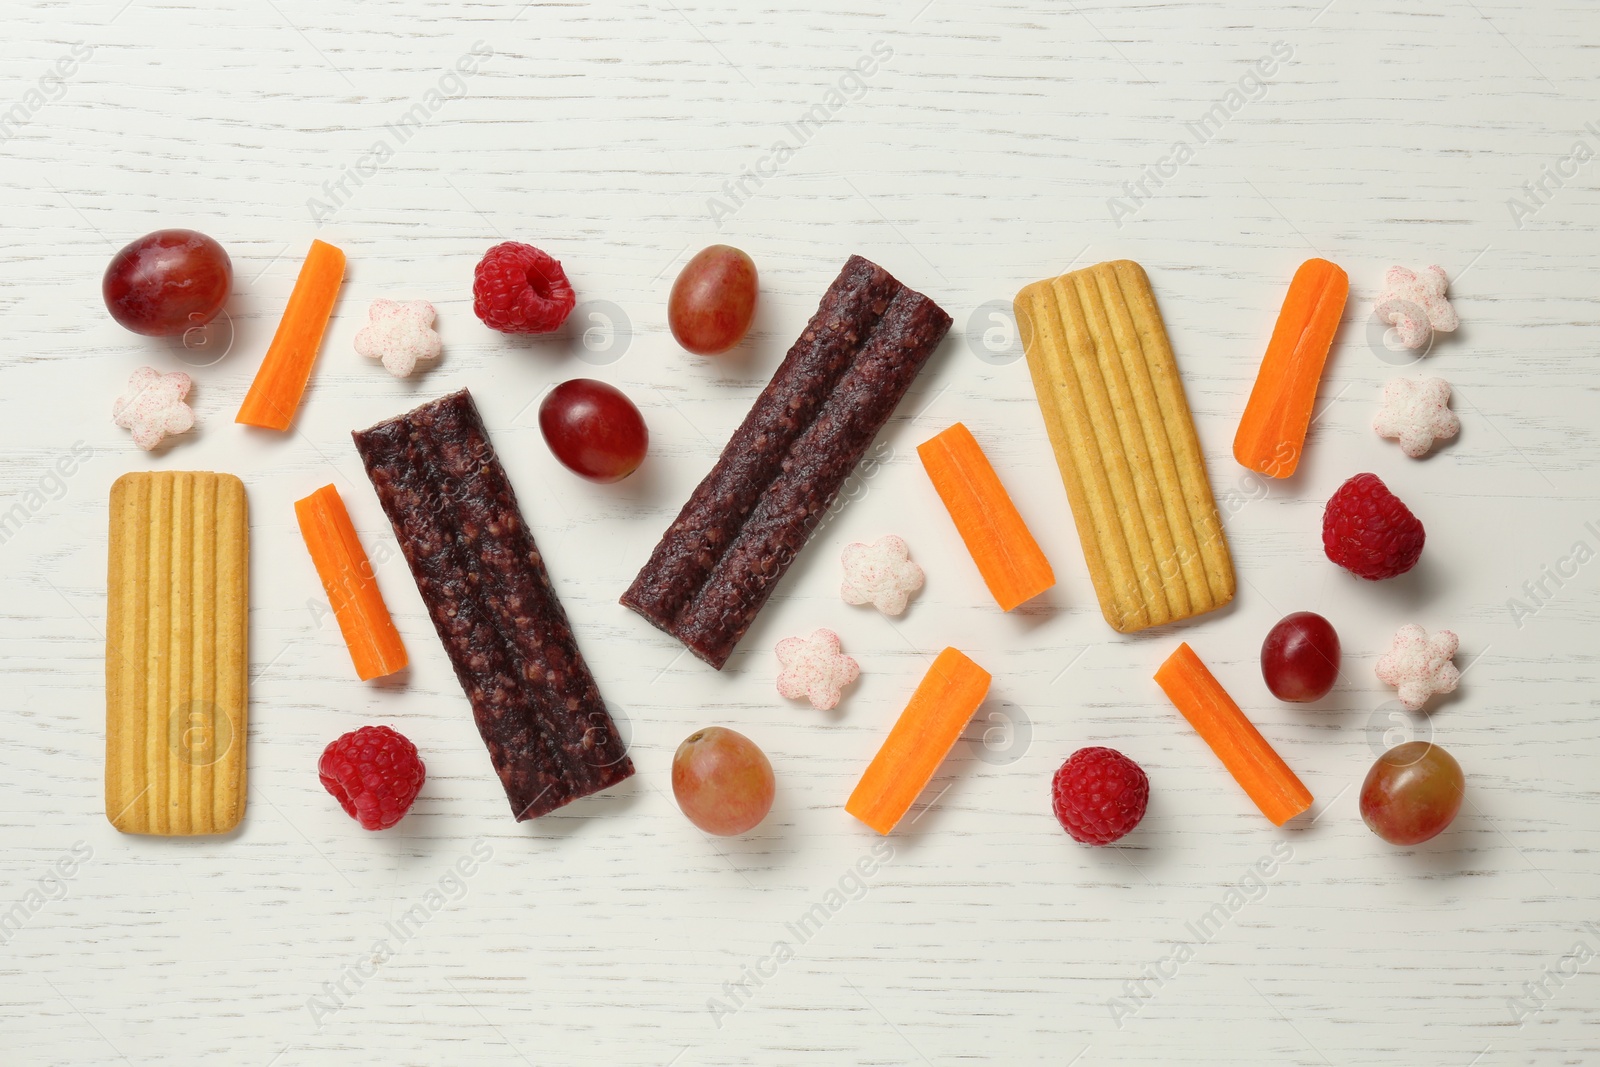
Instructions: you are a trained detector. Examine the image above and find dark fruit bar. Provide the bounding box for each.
[353,389,634,819]
[622,255,951,668]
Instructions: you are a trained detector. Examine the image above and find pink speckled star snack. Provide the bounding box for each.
[1375,265,1458,350]
[354,299,441,378]
[1374,377,1460,457]
[775,628,860,711]
[112,367,195,450]
[1376,624,1460,710]
[841,535,924,616]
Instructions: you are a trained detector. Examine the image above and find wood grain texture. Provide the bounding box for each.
[2,0,1599,1064]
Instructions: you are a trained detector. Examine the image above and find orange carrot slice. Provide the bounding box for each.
[846,647,992,834]
[918,422,1055,611]
[1233,258,1349,478]
[236,239,346,431]
[294,484,408,681]
[1154,642,1312,825]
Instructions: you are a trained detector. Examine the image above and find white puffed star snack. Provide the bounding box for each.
[112,367,196,451]
[1375,624,1460,710]
[354,299,441,378]
[1375,265,1458,350]
[775,628,860,711]
[840,535,924,616]
[1373,377,1460,458]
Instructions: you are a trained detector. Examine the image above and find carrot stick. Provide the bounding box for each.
[294,484,408,681]
[1233,258,1349,478]
[236,239,346,431]
[846,647,992,834]
[1154,642,1312,825]
[918,422,1055,611]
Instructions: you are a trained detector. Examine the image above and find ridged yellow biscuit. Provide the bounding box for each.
[1016,260,1234,632]
[106,471,248,835]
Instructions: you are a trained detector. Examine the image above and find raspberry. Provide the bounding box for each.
[472,241,576,334]
[1051,747,1149,845]
[319,726,426,830]
[1322,472,1425,580]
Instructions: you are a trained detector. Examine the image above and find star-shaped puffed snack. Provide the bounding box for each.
[841,534,925,616]
[775,628,860,711]
[112,367,196,451]
[1373,377,1460,458]
[354,299,441,378]
[1375,265,1458,350]
[1375,624,1460,711]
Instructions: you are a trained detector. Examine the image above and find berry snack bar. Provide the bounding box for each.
[105,471,248,835]
[622,255,951,669]
[1015,260,1235,633]
[353,389,634,819]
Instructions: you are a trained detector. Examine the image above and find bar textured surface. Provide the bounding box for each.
[354,389,634,819]
[623,254,951,668]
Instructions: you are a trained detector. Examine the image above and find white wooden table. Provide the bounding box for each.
[4,2,1597,1063]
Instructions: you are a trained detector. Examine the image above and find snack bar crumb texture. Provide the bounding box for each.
[622,255,951,669]
[1015,260,1235,633]
[106,471,248,836]
[353,389,634,820]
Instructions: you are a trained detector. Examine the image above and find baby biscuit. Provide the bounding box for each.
[1016,260,1235,632]
[106,471,248,835]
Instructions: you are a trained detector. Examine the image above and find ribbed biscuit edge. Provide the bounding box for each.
[106,471,247,836]
[1016,260,1234,633]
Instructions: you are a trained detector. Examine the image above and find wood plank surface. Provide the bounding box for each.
[1,2,1597,1064]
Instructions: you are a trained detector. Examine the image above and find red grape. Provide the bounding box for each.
[538,379,648,483]
[103,229,232,337]
[668,245,758,355]
[671,727,775,836]
[1260,611,1340,702]
[1360,741,1464,845]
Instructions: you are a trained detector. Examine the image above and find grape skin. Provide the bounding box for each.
[1360,742,1464,845]
[671,727,774,836]
[1260,611,1340,702]
[668,245,758,356]
[538,379,648,483]
[103,229,232,337]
